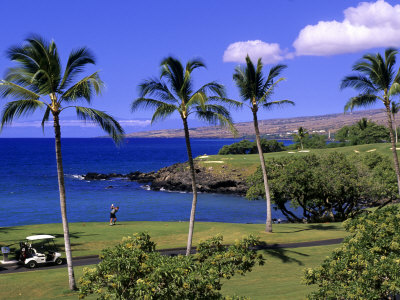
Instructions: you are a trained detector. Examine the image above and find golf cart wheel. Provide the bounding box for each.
[26,260,37,269]
[55,258,63,265]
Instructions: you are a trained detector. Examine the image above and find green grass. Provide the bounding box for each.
[197,142,399,174]
[0,244,337,300]
[0,221,346,258]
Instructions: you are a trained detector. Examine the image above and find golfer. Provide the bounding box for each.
[109,204,119,225]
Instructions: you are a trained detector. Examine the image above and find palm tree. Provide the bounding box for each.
[0,35,124,290]
[341,48,400,196]
[233,55,294,232]
[392,101,400,143]
[132,57,239,256]
[296,126,308,150]
[357,118,369,131]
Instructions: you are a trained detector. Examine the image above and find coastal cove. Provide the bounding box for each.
[0,138,294,227]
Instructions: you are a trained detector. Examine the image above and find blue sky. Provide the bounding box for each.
[0,0,399,137]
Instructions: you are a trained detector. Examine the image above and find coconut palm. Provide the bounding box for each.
[357,118,369,131]
[0,35,124,290]
[233,55,294,232]
[296,126,308,150]
[132,57,238,255]
[392,101,400,143]
[341,48,400,196]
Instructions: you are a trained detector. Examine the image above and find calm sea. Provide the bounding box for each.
[0,138,294,227]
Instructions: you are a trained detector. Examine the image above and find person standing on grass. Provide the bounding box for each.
[109,204,119,225]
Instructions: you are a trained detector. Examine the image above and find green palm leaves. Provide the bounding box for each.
[132,57,239,132]
[0,35,124,141]
[341,48,400,196]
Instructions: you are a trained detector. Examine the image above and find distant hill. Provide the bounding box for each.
[125,109,389,139]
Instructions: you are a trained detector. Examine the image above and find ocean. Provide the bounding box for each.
[0,138,294,227]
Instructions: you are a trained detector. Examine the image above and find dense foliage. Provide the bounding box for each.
[218,139,284,155]
[79,232,264,300]
[304,206,400,299]
[246,152,397,222]
[288,133,328,149]
[335,119,390,145]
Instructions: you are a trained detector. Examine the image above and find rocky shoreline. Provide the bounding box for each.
[83,162,248,195]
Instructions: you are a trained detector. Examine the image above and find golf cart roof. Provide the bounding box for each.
[26,235,56,241]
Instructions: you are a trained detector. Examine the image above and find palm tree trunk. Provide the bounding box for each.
[252,109,273,232]
[53,113,77,290]
[394,113,398,144]
[183,117,198,255]
[385,105,400,196]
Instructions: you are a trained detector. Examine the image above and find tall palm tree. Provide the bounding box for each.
[233,55,294,232]
[357,118,369,131]
[296,126,308,150]
[392,101,400,143]
[341,48,400,196]
[132,57,239,256]
[0,35,124,290]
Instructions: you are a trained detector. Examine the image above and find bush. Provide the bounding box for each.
[79,232,264,300]
[218,139,285,155]
[246,152,397,222]
[335,119,390,145]
[304,206,400,299]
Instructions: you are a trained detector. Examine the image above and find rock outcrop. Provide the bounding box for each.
[83,162,248,195]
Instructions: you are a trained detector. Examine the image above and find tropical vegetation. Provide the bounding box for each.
[247,152,397,222]
[335,118,389,145]
[131,57,239,255]
[304,205,400,299]
[0,35,124,290]
[233,55,294,232]
[79,232,264,299]
[218,139,285,155]
[341,48,400,196]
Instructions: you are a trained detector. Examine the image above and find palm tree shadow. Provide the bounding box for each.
[262,247,309,265]
[274,224,340,234]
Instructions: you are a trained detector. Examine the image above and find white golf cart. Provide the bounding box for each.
[18,235,64,268]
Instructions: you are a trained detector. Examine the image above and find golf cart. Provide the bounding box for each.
[18,235,64,268]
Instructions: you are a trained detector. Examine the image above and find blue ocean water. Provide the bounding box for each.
[0,138,294,227]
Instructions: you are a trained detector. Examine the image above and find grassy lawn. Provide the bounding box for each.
[197,142,399,174]
[0,221,346,258]
[0,244,337,300]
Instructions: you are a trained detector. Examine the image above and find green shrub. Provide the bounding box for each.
[304,206,400,299]
[79,232,264,300]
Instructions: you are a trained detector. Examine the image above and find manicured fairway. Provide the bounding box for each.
[0,221,346,257]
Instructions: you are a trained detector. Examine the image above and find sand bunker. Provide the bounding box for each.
[298,150,310,153]
[354,150,360,153]
[198,155,209,159]
[288,151,295,153]
[203,161,224,164]
[389,148,400,150]
[366,149,376,152]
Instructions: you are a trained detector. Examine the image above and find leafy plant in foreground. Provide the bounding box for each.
[304,205,400,299]
[79,232,264,299]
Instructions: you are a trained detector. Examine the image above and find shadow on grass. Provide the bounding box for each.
[0,226,22,235]
[274,224,340,234]
[262,247,308,265]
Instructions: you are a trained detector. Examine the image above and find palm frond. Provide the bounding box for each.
[61,72,104,103]
[389,82,400,97]
[340,75,377,94]
[0,80,41,100]
[264,64,287,90]
[41,106,51,132]
[131,97,178,112]
[1,99,45,130]
[151,103,177,124]
[263,100,295,110]
[259,77,286,104]
[75,106,124,144]
[194,104,238,137]
[193,81,226,98]
[344,94,378,112]
[208,96,243,108]
[60,47,96,90]
[160,57,185,97]
[187,91,207,111]
[139,78,178,104]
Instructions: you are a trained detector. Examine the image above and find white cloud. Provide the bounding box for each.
[8,119,151,128]
[293,0,400,56]
[223,40,291,64]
